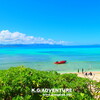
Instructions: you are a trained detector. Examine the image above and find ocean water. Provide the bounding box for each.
[0,46,100,73]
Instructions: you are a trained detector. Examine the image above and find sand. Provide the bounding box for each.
[77,72,100,82]
[61,71,100,82]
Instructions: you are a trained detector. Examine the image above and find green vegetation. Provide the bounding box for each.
[0,66,97,100]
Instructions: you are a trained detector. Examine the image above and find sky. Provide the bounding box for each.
[0,0,100,45]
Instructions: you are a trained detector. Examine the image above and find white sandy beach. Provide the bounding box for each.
[77,72,100,82]
[61,71,100,82]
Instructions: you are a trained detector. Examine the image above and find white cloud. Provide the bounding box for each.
[0,30,71,45]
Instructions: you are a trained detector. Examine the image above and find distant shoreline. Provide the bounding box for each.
[1,44,100,48]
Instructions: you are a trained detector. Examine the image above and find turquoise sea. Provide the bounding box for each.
[0,45,100,73]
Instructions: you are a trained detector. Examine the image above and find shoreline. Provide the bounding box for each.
[60,71,100,82]
[59,71,100,74]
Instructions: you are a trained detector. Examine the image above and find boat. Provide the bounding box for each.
[54,60,66,64]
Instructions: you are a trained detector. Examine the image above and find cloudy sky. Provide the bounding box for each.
[0,30,69,45]
[0,0,100,45]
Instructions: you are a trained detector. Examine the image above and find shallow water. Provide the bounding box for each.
[0,46,100,72]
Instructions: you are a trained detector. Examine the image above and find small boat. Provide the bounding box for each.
[54,60,66,64]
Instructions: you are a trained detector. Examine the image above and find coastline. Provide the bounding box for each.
[77,71,100,82]
[60,71,100,82]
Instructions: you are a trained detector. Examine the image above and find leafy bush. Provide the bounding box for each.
[0,66,95,100]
